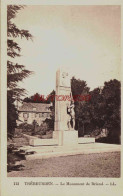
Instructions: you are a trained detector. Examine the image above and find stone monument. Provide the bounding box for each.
[27,68,95,147]
[53,68,78,146]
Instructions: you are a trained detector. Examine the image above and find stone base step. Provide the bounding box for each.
[78,137,95,144]
[23,134,96,147]
[29,138,58,146]
[24,143,120,160]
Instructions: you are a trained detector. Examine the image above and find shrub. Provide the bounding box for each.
[35,122,49,135]
[18,123,33,130]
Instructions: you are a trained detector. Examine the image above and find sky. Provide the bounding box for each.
[12,5,121,97]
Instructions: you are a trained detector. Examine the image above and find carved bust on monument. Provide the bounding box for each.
[58,69,71,88]
[61,72,69,86]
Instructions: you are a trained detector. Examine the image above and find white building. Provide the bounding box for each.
[17,102,52,126]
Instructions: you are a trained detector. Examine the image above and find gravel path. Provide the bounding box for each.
[8,152,120,177]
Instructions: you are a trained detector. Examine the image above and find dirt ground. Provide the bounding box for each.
[8,152,120,177]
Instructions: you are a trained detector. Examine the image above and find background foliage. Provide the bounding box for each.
[7,5,33,138]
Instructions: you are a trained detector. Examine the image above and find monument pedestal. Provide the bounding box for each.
[53,131,78,146]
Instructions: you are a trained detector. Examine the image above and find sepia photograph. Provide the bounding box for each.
[1,1,123,196]
[6,4,121,178]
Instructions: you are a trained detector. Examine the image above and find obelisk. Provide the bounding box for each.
[53,68,78,146]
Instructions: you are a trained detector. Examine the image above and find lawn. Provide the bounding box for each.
[8,152,120,177]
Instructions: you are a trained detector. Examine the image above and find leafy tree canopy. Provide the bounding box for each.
[7,5,33,101]
[7,5,33,138]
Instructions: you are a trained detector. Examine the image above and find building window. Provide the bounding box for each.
[39,113,43,117]
[31,113,35,118]
[36,113,39,118]
[31,113,34,117]
[44,113,47,117]
[23,113,29,118]
[47,113,50,117]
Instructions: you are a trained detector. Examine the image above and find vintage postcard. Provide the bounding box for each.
[1,0,123,196]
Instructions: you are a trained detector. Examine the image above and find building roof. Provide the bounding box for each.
[18,102,51,113]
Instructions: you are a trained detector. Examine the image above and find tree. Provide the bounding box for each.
[23,93,43,103]
[46,90,55,130]
[23,90,56,104]
[78,79,121,144]
[7,91,18,138]
[7,5,33,138]
[102,79,121,143]
[88,87,105,131]
[71,76,90,98]
[71,76,90,133]
[72,77,121,144]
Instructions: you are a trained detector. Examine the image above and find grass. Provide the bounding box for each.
[8,152,120,177]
